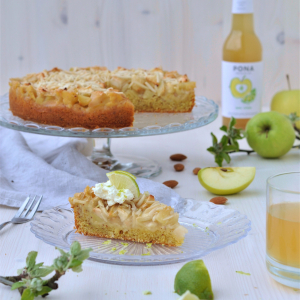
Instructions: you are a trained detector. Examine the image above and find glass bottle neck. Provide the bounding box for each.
[231,14,254,32]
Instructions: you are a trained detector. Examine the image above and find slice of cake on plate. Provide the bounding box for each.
[69,171,187,246]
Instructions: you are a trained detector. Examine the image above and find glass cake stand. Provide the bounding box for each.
[0,93,218,177]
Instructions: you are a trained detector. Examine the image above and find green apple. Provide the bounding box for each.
[246,111,295,158]
[271,89,300,129]
[198,167,256,195]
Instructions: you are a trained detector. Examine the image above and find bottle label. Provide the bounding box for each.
[232,0,253,14]
[222,61,263,119]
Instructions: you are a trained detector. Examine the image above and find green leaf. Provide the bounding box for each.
[32,262,44,270]
[221,152,231,164]
[211,132,218,146]
[215,154,223,167]
[30,266,54,278]
[70,241,81,256]
[69,259,82,268]
[224,144,238,152]
[232,140,239,150]
[206,146,216,154]
[37,286,52,296]
[55,247,68,256]
[11,281,26,290]
[229,117,236,129]
[221,135,228,146]
[219,125,228,133]
[26,251,38,270]
[75,248,92,261]
[21,288,35,300]
[71,264,83,273]
[288,112,300,123]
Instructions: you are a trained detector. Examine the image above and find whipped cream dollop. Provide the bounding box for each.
[92,180,134,206]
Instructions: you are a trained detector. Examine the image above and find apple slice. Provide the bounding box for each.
[198,167,256,195]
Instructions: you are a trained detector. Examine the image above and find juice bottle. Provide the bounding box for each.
[222,0,263,129]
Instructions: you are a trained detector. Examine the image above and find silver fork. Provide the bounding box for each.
[0,195,43,231]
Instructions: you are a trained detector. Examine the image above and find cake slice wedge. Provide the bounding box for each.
[69,185,188,247]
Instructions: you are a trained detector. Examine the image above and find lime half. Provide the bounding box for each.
[107,171,140,199]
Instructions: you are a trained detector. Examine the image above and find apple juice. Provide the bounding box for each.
[222,0,263,129]
[267,202,300,268]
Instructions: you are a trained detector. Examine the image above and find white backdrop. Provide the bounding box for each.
[0,0,299,105]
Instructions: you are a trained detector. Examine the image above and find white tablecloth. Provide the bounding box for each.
[1,112,300,300]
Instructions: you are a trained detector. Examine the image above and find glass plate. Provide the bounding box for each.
[30,201,251,266]
[0,94,218,138]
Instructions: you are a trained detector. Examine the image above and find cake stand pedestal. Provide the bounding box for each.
[0,94,218,178]
[89,138,162,177]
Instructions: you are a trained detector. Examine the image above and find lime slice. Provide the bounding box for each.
[107,171,140,199]
[112,170,136,180]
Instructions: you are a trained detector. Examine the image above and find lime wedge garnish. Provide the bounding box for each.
[107,171,140,199]
[112,170,136,180]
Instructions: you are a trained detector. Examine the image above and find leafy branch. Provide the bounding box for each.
[207,117,254,167]
[207,116,300,167]
[0,241,92,300]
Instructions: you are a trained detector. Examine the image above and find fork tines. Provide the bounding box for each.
[16,195,43,219]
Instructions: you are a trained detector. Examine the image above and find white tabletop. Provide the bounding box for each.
[1,113,300,300]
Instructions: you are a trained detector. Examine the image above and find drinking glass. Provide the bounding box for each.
[266,172,300,289]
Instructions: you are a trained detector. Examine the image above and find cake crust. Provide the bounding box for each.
[9,87,134,129]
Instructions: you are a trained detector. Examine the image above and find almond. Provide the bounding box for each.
[174,164,184,172]
[163,180,178,188]
[193,167,201,175]
[209,196,228,205]
[170,154,187,161]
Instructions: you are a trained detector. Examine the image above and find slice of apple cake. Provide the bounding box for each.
[69,186,187,247]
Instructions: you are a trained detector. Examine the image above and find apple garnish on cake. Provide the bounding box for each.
[69,171,188,247]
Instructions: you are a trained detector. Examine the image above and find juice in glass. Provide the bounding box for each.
[267,202,300,268]
[266,172,300,289]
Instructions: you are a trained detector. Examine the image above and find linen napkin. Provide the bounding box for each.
[0,127,183,211]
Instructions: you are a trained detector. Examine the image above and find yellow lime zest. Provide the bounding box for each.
[192,223,198,228]
[121,242,128,247]
[205,227,209,232]
[143,291,152,295]
[111,247,117,251]
[236,271,251,276]
[145,243,152,248]
[102,240,111,245]
[119,249,127,255]
[142,251,151,256]
[217,222,222,225]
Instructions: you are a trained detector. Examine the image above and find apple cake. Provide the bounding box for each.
[9,66,196,129]
[69,186,188,247]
